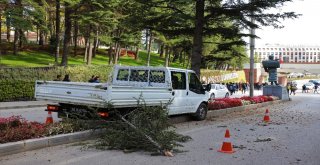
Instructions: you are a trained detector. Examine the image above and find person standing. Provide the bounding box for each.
[63,74,71,82]
[314,84,319,94]
[302,84,306,93]
[286,83,291,95]
[290,83,297,95]
[88,75,95,83]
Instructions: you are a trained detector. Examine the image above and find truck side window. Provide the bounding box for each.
[130,70,148,82]
[150,71,165,83]
[116,69,129,81]
[188,72,204,94]
[171,71,186,90]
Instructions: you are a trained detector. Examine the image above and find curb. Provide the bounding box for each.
[0,129,103,157]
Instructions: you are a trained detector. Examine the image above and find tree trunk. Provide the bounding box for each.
[36,27,39,42]
[159,44,164,58]
[191,0,205,76]
[135,46,139,60]
[114,42,119,64]
[18,29,23,48]
[146,30,152,66]
[38,1,44,45]
[172,48,179,62]
[6,17,10,42]
[87,39,93,65]
[39,30,44,45]
[84,37,89,62]
[13,29,19,55]
[164,46,169,67]
[61,3,72,66]
[73,19,78,57]
[108,44,113,64]
[55,0,60,64]
[92,28,98,58]
[145,29,149,50]
[179,50,184,63]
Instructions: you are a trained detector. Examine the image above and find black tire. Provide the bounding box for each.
[225,93,229,98]
[193,103,208,121]
[210,93,215,99]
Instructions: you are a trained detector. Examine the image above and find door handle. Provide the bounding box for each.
[186,91,189,95]
[172,91,175,96]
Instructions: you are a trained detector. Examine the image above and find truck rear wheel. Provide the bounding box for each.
[193,103,208,121]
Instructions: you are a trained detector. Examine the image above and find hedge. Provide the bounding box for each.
[0,65,113,102]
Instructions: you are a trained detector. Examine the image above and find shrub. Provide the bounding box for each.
[0,65,113,101]
[0,116,47,144]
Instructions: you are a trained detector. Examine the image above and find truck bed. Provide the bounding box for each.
[35,81,172,108]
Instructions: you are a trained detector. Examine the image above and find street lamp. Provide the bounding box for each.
[249,0,255,97]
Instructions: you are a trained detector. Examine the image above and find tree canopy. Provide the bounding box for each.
[0,0,300,74]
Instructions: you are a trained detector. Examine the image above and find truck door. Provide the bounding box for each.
[187,72,206,113]
[167,71,189,115]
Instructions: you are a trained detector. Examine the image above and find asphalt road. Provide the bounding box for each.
[0,106,60,123]
[1,92,319,165]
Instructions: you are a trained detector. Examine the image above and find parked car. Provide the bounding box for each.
[304,82,315,90]
[309,80,320,85]
[288,72,304,78]
[207,84,229,99]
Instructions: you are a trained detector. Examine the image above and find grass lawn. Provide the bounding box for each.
[0,50,186,68]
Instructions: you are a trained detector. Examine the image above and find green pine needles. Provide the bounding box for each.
[95,104,192,154]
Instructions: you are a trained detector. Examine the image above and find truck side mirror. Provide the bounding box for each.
[205,84,211,91]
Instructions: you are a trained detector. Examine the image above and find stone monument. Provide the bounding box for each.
[262,55,289,100]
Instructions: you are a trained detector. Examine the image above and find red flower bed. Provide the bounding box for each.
[209,95,277,110]
[0,116,47,144]
[208,98,242,110]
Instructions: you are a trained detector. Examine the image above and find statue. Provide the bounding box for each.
[262,55,280,85]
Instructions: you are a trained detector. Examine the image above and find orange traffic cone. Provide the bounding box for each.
[263,109,270,123]
[45,111,53,124]
[218,129,235,154]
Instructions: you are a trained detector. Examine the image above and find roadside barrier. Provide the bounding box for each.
[218,129,235,154]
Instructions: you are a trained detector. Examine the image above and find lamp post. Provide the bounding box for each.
[249,0,255,97]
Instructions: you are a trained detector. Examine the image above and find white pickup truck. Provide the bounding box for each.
[35,65,210,120]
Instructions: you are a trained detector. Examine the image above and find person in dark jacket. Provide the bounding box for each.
[62,74,71,82]
[88,75,95,83]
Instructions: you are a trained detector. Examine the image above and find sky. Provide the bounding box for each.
[254,0,320,46]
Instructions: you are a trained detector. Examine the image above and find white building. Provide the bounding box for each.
[255,44,320,63]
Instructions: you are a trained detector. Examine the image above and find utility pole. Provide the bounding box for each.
[249,0,255,97]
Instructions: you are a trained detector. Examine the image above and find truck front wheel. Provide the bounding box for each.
[193,103,208,121]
